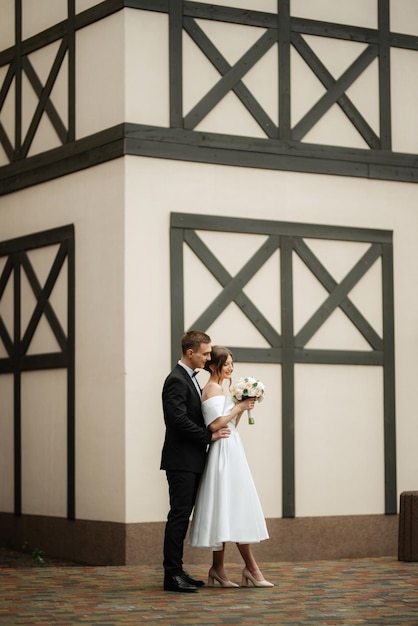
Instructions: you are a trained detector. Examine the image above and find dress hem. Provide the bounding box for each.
[189,537,269,551]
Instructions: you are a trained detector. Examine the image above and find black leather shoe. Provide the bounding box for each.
[183,571,205,587]
[163,573,198,593]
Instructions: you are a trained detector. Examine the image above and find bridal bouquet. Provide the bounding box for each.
[230,377,265,424]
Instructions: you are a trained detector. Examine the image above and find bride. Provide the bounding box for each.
[189,345,273,588]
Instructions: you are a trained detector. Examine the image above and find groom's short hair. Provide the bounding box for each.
[181,330,211,354]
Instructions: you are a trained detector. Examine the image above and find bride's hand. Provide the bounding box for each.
[241,398,256,411]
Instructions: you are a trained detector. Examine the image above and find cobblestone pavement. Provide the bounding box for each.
[1,550,418,625]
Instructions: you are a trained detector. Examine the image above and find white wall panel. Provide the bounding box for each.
[234,361,282,519]
[22,0,67,40]
[295,364,384,516]
[390,0,418,36]
[197,0,277,10]
[125,10,169,126]
[0,0,14,49]
[76,13,124,138]
[76,0,102,13]
[21,370,67,517]
[391,49,418,154]
[291,0,377,28]
[0,65,14,168]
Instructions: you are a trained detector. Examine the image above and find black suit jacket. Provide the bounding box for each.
[160,364,212,473]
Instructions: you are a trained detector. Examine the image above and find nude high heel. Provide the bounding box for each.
[241,567,274,588]
[208,567,239,588]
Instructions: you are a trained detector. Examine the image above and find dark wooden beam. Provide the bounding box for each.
[184,230,281,346]
[183,17,277,137]
[170,225,185,369]
[184,28,277,130]
[170,211,393,243]
[280,235,295,518]
[68,0,76,142]
[278,0,291,140]
[20,40,68,155]
[169,0,183,127]
[295,244,382,348]
[293,238,383,350]
[1,2,417,190]
[292,45,378,141]
[381,241,397,514]
[378,0,392,150]
[291,32,380,149]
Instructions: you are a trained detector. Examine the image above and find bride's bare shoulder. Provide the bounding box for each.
[202,381,224,401]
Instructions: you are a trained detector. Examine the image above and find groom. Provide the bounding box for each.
[161,330,230,592]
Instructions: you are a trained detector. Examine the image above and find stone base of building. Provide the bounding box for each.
[0,512,399,566]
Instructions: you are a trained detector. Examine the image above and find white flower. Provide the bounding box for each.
[230,377,265,424]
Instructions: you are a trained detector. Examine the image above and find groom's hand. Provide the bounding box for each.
[211,427,231,442]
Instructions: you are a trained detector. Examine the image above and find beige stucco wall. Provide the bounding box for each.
[1,1,417,533]
[0,160,127,522]
[2,154,416,526]
[123,156,418,523]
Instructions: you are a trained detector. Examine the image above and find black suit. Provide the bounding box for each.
[161,364,212,575]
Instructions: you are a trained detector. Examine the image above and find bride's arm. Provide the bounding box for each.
[204,387,254,432]
[208,403,245,432]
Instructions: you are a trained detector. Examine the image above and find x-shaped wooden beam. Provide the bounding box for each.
[183,17,277,136]
[291,32,380,148]
[20,243,68,354]
[185,229,281,346]
[20,37,68,158]
[292,41,378,141]
[294,240,383,349]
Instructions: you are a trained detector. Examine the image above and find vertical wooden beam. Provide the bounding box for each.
[281,235,295,517]
[382,240,397,514]
[378,0,391,149]
[67,0,76,142]
[14,0,22,158]
[278,0,291,140]
[169,0,183,128]
[170,224,184,368]
[13,253,21,515]
[67,232,76,519]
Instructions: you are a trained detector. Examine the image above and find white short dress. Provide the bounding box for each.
[189,395,269,550]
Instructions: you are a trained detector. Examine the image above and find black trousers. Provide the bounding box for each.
[163,470,201,575]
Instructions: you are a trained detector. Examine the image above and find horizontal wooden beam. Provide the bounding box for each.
[0,125,125,195]
[171,212,392,243]
[1,1,417,68]
[124,125,418,183]
[1,122,417,195]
